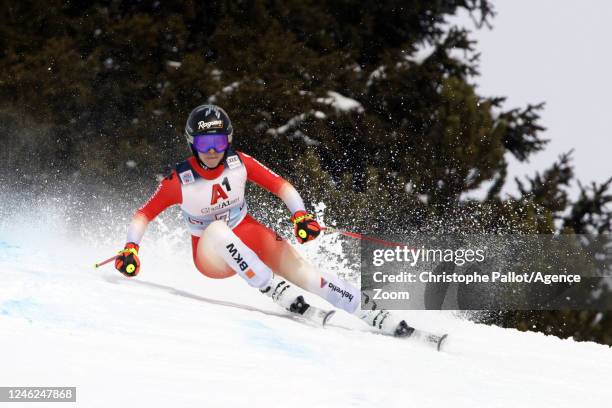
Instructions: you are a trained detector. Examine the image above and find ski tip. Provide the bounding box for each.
[437,334,448,352]
[323,310,336,327]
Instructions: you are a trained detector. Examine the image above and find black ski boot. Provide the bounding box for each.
[260,275,335,326]
[289,295,310,315]
[394,320,416,337]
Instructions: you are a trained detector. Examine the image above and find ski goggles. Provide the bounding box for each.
[192,133,229,153]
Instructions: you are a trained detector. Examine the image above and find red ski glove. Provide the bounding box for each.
[115,242,141,277]
[291,211,321,244]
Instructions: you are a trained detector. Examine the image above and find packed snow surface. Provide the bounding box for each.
[1,201,610,408]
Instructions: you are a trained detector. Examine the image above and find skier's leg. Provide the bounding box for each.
[233,215,413,336]
[195,220,316,316]
[198,220,273,289]
[233,215,361,314]
[196,217,410,335]
[191,235,236,279]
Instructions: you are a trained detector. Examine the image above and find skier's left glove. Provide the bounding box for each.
[115,242,141,277]
[291,211,321,244]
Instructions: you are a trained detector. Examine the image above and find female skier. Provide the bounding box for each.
[114,104,413,337]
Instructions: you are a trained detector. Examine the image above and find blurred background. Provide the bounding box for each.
[1,1,610,345]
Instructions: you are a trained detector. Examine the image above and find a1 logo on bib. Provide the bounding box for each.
[211,183,229,205]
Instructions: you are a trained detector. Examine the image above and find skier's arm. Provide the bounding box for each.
[238,151,305,213]
[116,172,182,277]
[125,171,182,245]
[238,151,321,243]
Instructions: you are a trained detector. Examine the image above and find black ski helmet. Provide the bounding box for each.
[184,104,233,156]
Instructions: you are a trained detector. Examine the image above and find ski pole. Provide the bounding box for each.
[322,226,414,249]
[94,254,118,268]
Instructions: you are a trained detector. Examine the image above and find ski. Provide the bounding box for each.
[301,305,336,327]
[285,294,335,327]
[394,320,448,351]
[410,329,448,351]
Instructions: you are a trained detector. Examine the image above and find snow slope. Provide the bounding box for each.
[1,200,611,408]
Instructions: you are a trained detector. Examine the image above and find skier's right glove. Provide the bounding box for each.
[115,242,140,277]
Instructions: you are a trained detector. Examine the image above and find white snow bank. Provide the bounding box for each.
[1,200,611,407]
